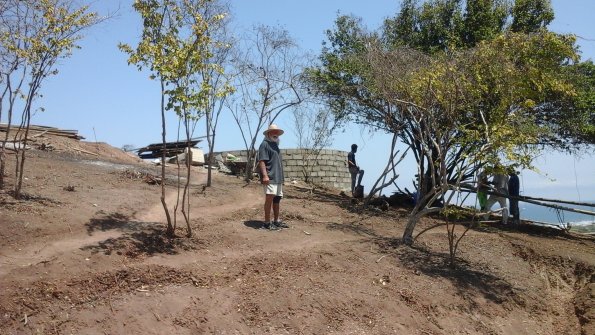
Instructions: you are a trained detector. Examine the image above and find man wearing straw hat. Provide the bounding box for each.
[257,124,289,230]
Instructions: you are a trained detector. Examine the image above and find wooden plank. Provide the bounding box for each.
[71,147,99,156]
[0,122,84,140]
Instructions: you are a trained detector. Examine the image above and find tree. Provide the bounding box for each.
[120,0,226,237]
[308,4,584,254]
[122,144,136,152]
[0,0,99,198]
[198,0,234,187]
[365,30,578,247]
[547,61,595,147]
[461,0,508,47]
[291,104,337,185]
[228,25,304,182]
[510,0,554,33]
[383,0,557,52]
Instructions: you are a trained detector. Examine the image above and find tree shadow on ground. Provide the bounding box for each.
[85,212,147,234]
[374,237,520,306]
[326,222,380,237]
[2,191,61,206]
[327,221,520,305]
[82,212,204,257]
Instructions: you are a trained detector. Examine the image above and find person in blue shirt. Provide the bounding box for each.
[257,124,289,230]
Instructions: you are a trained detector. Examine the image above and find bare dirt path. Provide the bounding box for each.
[0,146,593,335]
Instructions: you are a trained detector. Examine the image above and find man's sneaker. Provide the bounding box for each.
[263,222,280,231]
[274,221,289,228]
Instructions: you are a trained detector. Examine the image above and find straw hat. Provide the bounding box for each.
[263,124,284,136]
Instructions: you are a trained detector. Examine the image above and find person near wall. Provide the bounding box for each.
[484,171,509,224]
[258,124,289,230]
[508,170,521,225]
[347,144,364,196]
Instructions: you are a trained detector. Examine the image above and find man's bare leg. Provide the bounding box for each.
[273,202,280,222]
[264,194,274,224]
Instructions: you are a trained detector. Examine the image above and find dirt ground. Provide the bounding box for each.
[0,136,594,335]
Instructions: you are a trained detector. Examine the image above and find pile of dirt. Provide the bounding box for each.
[1,129,142,164]
[0,142,593,334]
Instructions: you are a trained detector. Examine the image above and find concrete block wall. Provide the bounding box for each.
[209,148,352,191]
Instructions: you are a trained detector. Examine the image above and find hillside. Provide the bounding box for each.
[0,137,594,335]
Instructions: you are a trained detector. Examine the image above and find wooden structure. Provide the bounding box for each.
[136,139,202,159]
[0,123,84,140]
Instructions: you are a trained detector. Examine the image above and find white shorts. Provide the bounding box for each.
[263,183,283,197]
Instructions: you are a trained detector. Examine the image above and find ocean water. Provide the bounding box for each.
[518,202,595,233]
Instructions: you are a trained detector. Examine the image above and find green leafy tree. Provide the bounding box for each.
[383,0,465,53]
[308,2,586,250]
[552,61,595,146]
[198,0,235,187]
[361,30,578,250]
[461,0,508,47]
[510,0,554,33]
[383,0,557,52]
[0,0,99,198]
[120,0,226,237]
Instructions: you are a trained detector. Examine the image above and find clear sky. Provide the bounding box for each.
[8,0,595,201]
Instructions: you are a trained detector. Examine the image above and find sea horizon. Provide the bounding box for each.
[518,201,595,233]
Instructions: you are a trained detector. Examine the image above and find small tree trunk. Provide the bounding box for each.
[206,152,213,186]
[160,80,174,236]
[0,123,8,191]
[14,95,33,199]
[0,152,5,190]
[0,123,9,188]
[245,149,256,182]
[402,206,442,245]
[402,215,419,246]
[206,110,213,187]
[181,115,192,237]
[208,130,216,187]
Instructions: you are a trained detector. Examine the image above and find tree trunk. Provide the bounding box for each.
[206,109,213,187]
[181,115,192,237]
[160,80,174,236]
[14,88,34,199]
[402,207,442,245]
[245,148,256,182]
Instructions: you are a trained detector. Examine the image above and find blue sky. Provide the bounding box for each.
[8,0,595,201]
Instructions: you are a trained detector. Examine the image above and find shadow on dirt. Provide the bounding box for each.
[85,212,145,234]
[376,237,519,305]
[326,222,379,237]
[329,221,519,305]
[2,191,61,206]
[244,220,265,230]
[83,213,204,257]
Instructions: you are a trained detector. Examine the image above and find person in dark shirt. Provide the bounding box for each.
[508,170,521,225]
[347,144,364,195]
[258,124,288,230]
